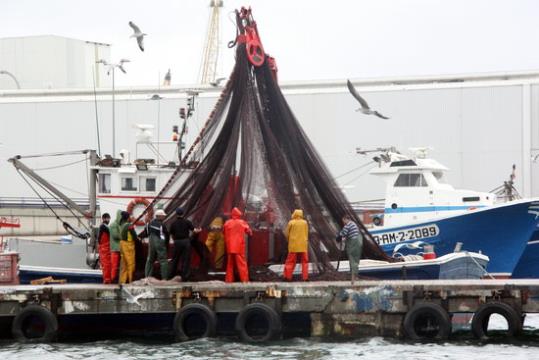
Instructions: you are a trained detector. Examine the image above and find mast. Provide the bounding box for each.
[198,0,223,84]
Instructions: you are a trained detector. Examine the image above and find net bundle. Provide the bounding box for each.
[141,10,392,275]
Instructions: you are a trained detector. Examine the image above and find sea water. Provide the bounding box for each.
[1,315,539,359]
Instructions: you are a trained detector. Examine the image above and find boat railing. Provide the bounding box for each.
[0,197,93,209]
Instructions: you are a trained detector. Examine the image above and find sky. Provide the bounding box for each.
[2,0,539,86]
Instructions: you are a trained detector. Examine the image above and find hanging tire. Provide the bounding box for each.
[11,304,58,343]
[235,303,281,343]
[173,303,217,342]
[471,302,522,340]
[403,302,451,341]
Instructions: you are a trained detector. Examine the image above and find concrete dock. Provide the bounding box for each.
[1,279,539,342]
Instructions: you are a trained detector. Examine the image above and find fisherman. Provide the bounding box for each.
[140,209,170,279]
[337,214,363,284]
[283,209,309,281]
[119,211,136,284]
[109,210,126,282]
[223,207,252,283]
[205,216,225,270]
[97,213,112,284]
[168,208,201,280]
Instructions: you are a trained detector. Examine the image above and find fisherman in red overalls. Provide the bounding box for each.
[223,207,252,283]
[97,213,112,284]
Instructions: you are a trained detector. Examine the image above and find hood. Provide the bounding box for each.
[231,207,242,219]
[114,209,123,223]
[292,209,303,220]
[209,217,224,229]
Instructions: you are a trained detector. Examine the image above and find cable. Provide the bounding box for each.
[31,158,87,171]
[15,150,90,159]
[342,167,375,186]
[335,161,375,179]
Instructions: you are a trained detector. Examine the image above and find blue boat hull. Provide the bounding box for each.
[370,200,539,276]
[512,228,539,278]
[19,268,103,284]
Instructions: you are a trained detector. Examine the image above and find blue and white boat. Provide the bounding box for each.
[363,149,539,278]
[18,264,103,284]
[512,223,539,278]
[268,252,490,280]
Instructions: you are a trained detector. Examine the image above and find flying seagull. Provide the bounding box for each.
[118,59,130,74]
[129,21,147,52]
[346,79,389,119]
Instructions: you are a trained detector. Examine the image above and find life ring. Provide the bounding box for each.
[403,302,451,340]
[11,304,58,343]
[235,303,281,343]
[471,301,522,340]
[126,197,153,226]
[173,303,217,342]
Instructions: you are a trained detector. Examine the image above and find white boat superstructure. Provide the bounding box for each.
[94,124,192,221]
[369,148,495,228]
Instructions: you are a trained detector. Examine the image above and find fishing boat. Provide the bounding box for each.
[360,148,539,278]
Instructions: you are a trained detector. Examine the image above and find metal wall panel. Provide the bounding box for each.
[0,81,535,202]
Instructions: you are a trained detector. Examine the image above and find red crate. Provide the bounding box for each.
[0,253,19,284]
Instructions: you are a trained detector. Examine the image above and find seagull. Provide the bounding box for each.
[129,21,147,52]
[210,77,226,87]
[346,79,390,119]
[118,59,130,74]
[121,287,152,306]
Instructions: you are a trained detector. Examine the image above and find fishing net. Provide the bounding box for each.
[137,8,392,275]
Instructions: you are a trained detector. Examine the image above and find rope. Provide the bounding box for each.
[335,161,375,179]
[16,169,90,235]
[31,158,87,171]
[464,250,495,279]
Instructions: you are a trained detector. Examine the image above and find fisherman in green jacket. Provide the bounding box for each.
[119,213,136,284]
[109,210,128,282]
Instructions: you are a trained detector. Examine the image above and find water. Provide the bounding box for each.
[2,337,539,360]
[1,314,539,359]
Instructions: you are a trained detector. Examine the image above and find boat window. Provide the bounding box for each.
[98,173,111,194]
[390,160,417,167]
[143,177,156,192]
[433,171,445,183]
[394,173,428,187]
[121,177,137,191]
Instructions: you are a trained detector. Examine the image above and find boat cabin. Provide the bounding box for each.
[369,149,495,228]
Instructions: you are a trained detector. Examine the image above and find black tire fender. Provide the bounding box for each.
[11,304,58,343]
[403,302,451,341]
[471,301,522,340]
[173,303,217,342]
[235,303,281,343]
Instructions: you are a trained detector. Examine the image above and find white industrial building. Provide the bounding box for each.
[0,35,111,89]
[1,70,539,204]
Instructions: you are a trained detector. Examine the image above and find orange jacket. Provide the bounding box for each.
[224,208,252,254]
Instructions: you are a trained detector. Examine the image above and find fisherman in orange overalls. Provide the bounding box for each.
[97,213,112,284]
[223,208,252,283]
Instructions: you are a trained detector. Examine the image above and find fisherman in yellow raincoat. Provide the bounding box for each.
[283,209,309,281]
[205,217,225,270]
[119,212,137,284]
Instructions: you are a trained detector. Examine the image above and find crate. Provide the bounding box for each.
[0,253,19,285]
